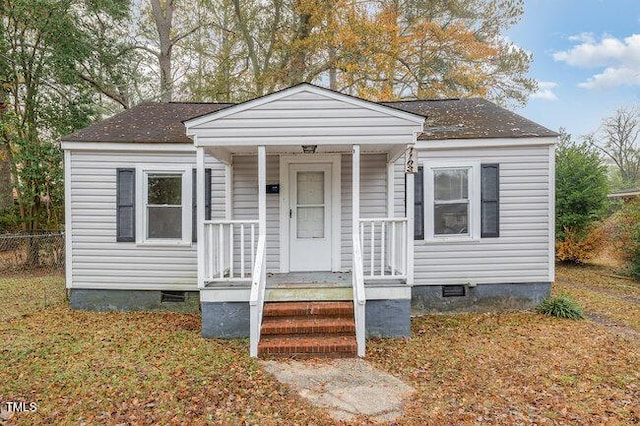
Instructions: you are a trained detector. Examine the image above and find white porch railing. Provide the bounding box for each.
[352,233,366,357]
[249,234,267,357]
[359,218,408,280]
[203,220,259,281]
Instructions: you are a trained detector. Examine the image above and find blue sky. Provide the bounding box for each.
[508,0,640,138]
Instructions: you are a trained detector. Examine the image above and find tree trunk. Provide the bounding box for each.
[0,147,11,211]
[150,0,174,102]
[328,46,337,90]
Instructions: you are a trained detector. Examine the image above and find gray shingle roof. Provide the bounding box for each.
[381,98,558,140]
[61,97,557,143]
[62,102,233,143]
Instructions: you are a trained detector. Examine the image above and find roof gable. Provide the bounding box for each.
[184,83,426,132]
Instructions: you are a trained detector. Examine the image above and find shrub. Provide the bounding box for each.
[555,225,606,264]
[616,200,640,279]
[537,295,585,320]
[555,131,609,242]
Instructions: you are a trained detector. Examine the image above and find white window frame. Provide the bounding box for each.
[136,165,192,246]
[424,160,481,243]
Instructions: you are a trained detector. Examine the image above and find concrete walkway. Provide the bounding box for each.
[261,359,415,422]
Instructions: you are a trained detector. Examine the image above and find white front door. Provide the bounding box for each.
[289,163,332,271]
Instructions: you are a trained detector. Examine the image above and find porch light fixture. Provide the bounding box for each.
[301,144,317,154]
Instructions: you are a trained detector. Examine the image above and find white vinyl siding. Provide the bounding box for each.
[190,90,422,146]
[397,144,552,285]
[68,149,223,290]
[229,153,386,272]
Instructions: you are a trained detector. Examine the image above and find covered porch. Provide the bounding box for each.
[184,84,425,357]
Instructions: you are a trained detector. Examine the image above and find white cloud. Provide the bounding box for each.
[553,33,640,89]
[568,32,595,44]
[578,67,640,89]
[531,81,559,100]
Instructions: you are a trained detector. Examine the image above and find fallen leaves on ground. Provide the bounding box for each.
[2,267,638,424]
[556,264,640,331]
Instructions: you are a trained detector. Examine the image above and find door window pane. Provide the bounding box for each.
[297,206,324,238]
[297,171,324,205]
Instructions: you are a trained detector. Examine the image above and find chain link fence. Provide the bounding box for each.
[0,231,66,320]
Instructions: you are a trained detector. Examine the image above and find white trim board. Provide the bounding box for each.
[61,142,195,152]
[64,150,73,289]
[416,137,558,150]
[279,154,342,272]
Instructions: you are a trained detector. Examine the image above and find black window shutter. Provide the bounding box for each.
[405,166,424,240]
[192,168,212,242]
[414,166,424,240]
[481,164,500,238]
[116,168,136,242]
[205,168,212,220]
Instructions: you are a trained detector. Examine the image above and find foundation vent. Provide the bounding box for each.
[442,285,466,297]
[161,291,186,303]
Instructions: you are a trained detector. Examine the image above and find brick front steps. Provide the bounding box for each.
[258,301,357,358]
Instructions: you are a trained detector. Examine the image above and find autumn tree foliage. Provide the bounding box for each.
[138,0,535,104]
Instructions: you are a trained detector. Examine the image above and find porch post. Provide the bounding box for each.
[386,158,394,218]
[224,164,233,220]
[405,148,415,286]
[352,145,360,240]
[258,146,266,236]
[196,146,206,288]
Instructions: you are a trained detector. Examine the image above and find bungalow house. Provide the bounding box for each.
[61,83,558,357]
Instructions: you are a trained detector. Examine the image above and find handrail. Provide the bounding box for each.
[352,233,366,357]
[358,217,408,223]
[359,217,408,279]
[249,234,267,357]
[204,219,259,225]
[204,220,258,281]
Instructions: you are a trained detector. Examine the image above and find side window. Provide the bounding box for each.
[145,172,183,240]
[433,167,470,236]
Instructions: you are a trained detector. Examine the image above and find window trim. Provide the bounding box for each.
[136,165,192,246]
[424,160,481,243]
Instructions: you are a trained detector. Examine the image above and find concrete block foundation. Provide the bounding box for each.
[411,282,551,314]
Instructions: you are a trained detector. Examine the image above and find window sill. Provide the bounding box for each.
[420,236,480,244]
[136,240,193,247]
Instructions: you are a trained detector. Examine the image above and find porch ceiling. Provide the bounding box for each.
[203,143,409,164]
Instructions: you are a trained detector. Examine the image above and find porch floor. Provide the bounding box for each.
[203,270,406,288]
[268,272,351,288]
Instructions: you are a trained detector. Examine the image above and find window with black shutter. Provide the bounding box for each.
[481,164,500,238]
[116,168,136,242]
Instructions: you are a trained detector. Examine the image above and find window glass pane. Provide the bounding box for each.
[434,169,468,201]
[297,206,324,238]
[434,202,469,235]
[148,206,182,239]
[297,171,324,205]
[148,175,182,205]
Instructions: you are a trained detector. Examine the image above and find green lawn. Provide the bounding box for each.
[1,268,638,424]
